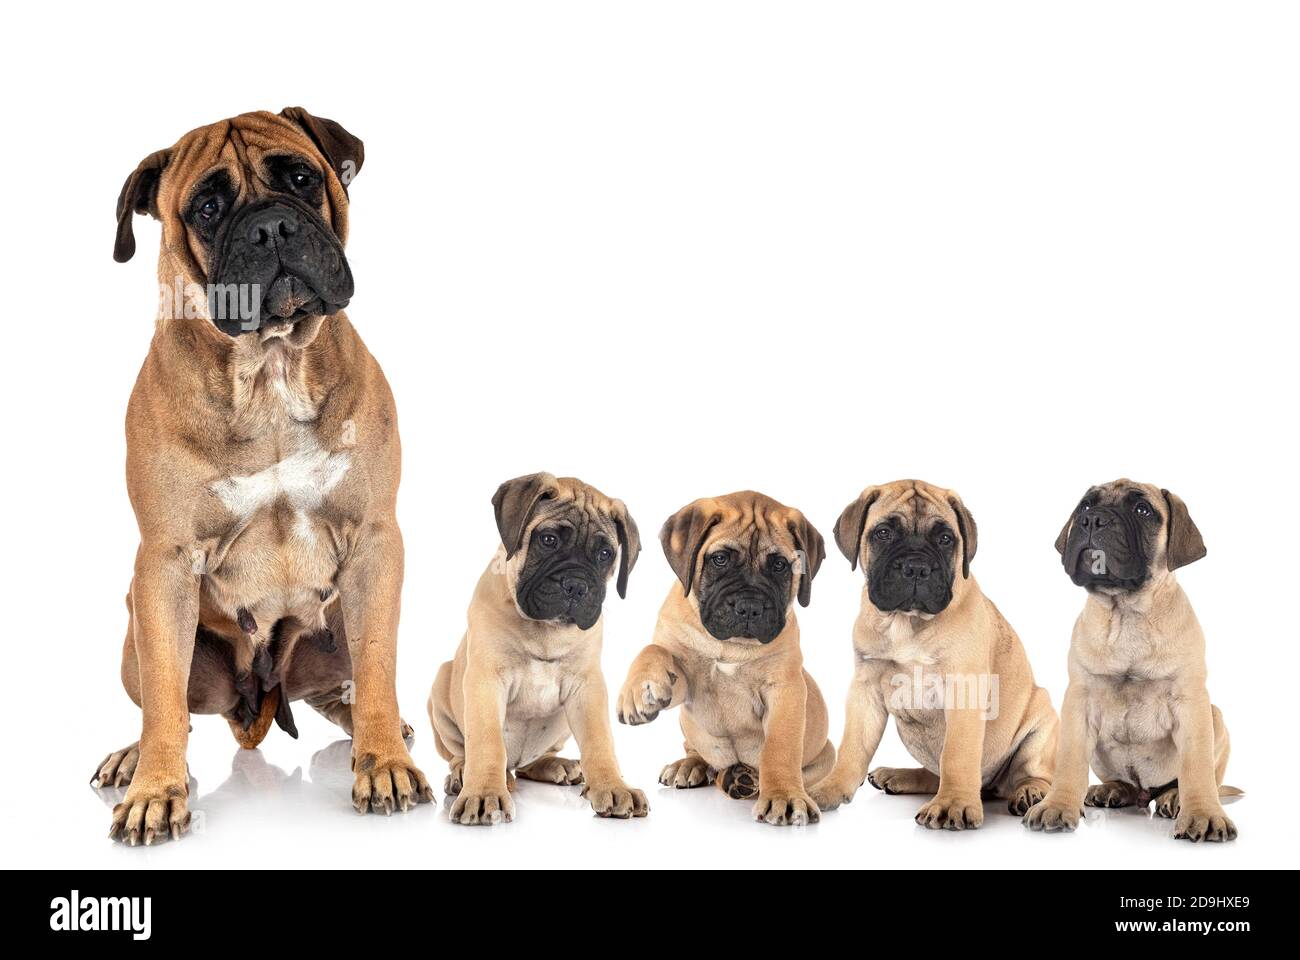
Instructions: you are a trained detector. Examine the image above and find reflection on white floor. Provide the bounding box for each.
[59,707,1271,871]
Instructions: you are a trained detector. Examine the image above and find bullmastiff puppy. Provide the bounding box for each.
[1023,479,1240,842]
[617,492,834,826]
[809,480,1058,830]
[429,473,648,824]
[91,108,432,845]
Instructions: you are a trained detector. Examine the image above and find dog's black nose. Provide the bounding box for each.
[733,596,766,621]
[561,577,589,600]
[1079,512,1111,532]
[246,208,300,245]
[897,556,931,581]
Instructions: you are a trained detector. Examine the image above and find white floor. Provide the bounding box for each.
[43,704,1276,871]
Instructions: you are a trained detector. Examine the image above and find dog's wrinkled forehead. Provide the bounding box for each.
[870,481,955,533]
[166,115,338,216]
[707,501,799,560]
[1089,478,1166,517]
[522,486,619,548]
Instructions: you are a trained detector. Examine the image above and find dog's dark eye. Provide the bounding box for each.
[770,556,789,573]
[938,532,954,546]
[289,167,320,191]
[709,552,729,568]
[873,526,892,542]
[1135,502,1152,518]
[597,546,614,563]
[198,197,221,221]
[1080,502,1092,514]
[539,532,559,549]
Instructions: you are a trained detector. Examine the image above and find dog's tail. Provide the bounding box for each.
[1219,784,1245,799]
[227,686,280,750]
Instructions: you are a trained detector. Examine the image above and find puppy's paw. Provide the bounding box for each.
[92,740,141,789]
[108,773,191,846]
[1153,786,1180,819]
[1085,780,1139,809]
[449,782,515,825]
[720,762,760,800]
[659,755,714,789]
[1173,806,1237,843]
[809,774,859,812]
[617,669,676,725]
[1022,797,1082,833]
[867,766,939,795]
[915,794,984,831]
[752,789,820,826]
[1008,778,1050,816]
[582,781,649,819]
[517,755,584,785]
[351,746,435,815]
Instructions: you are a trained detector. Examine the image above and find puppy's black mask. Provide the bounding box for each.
[515,520,617,630]
[1059,488,1160,592]
[696,547,793,643]
[866,518,959,615]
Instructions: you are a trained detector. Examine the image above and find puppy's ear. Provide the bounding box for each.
[786,511,826,607]
[947,494,978,579]
[1054,516,1073,556]
[659,502,721,597]
[114,148,171,263]
[492,472,559,559]
[1161,488,1207,571]
[833,487,881,571]
[279,107,365,191]
[612,500,641,600]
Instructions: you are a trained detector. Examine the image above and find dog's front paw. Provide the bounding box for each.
[92,740,141,789]
[915,794,983,830]
[1173,805,1237,843]
[660,755,714,788]
[617,668,676,725]
[1008,778,1050,816]
[109,772,191,846]
[449,782,515,825]
[582,781,649,819]
[809,773,859,812]
[752,789,820,826]
[351,745,435,815]
[1022,797,1082,833]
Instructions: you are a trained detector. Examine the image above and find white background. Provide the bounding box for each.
[2,1,1296,869]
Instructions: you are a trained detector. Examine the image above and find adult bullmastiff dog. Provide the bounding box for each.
[617,492,834,826]
[1023,479,1240,842]
[429,473,648,824]
[809,480,1058,830]
[91,108,432,845]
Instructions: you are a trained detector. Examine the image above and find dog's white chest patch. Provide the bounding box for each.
[210,442,351,524]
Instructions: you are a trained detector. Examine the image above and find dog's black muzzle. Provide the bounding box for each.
[869,538,953,614]
[519,562,605,630]
[1062,509,1149,590]
[209,198,353,336]
[700,581,786,643]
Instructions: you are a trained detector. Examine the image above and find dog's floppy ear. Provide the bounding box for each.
[612,500,641,600]
[1161,488,1206,571]
[1054,517,1073,556]
[660,501,721,597]
[492,472,559,559]
[280,107,365,191]
[947,493,978,579]
[786,511,826,607]
[833,486,881,571]
[114,148,171,263]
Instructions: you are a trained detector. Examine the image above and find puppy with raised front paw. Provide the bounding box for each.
[1023,480,1240,842]
[429,473,647,824]
[618,492,834,826]
[809,480,1058,830]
